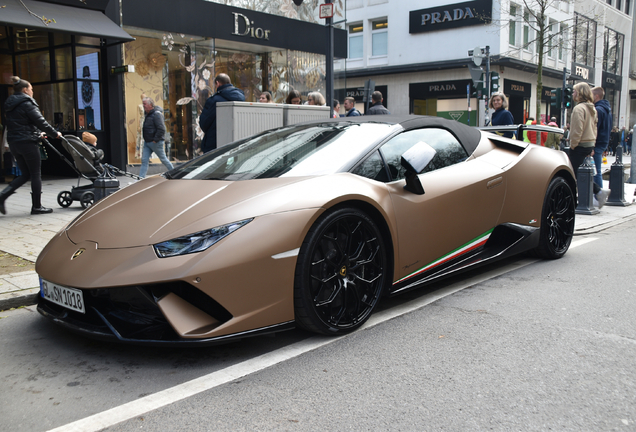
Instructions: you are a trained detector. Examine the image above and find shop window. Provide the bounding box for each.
[53,33,71,46]
[371,19,387,57]
[76,50,101,130]
[76,35,101,46]
[0,31,9,50]
[13,28,49,51]
[55,47,73,80]
[15,51,51,83]
[348,23,363,59]
[32,82,74,129]
[0,54,14,85]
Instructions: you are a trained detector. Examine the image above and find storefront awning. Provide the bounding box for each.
[0,0,134,44]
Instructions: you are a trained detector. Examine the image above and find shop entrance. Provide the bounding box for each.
[508,96,526,125]
[412,98,478,126]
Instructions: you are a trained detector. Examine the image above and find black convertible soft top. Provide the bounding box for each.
[330,115,483,156]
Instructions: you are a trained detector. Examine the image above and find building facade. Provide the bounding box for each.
[0,0,346,173]
[339,0,633,129]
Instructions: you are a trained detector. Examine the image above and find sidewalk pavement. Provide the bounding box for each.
[2,158,636,311]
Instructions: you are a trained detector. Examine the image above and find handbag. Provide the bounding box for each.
[38,142,48,160]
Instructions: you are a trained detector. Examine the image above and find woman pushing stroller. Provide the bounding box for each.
[0,76,62,215]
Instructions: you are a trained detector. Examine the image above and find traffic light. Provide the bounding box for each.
[550,88,562,111]
[490,72,500,93]
[472,75,484,98]
[563,85,573,108]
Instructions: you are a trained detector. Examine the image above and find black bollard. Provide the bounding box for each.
[607,145,631,206]
[576,156,600,214]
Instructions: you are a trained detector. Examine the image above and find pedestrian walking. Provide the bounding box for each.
[567,82,609,207]
[0,76,62,215]
[139,97,174,178]
[591,87,612,189]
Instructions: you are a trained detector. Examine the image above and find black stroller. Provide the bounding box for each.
[42,135,140,209]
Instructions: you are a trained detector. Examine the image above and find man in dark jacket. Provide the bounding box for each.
[199,74,245,153]
[592,87,612,189]
[343,97,361,117]
[365,91,390,115]
[140,97,173,178]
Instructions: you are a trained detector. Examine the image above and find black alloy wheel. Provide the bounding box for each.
[534,176,575,259]
[57,191,72,208]
[294,207,388,335]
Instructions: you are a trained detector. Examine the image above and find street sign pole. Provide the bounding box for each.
[326,5,334,118]
[561,67,567,128]
[467,84,471,125]
[485,45,490,126]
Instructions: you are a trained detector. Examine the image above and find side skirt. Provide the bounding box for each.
[389,223,539,296]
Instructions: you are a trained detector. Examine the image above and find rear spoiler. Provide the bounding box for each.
[479,124,564,141]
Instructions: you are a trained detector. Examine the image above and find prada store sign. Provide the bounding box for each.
[409,0,492,34]
[504,79,531,97]
[410,79,472,98]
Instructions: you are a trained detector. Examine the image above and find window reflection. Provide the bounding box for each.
[373,128,468,182]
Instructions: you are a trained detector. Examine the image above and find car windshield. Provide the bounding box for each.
[168,122,396,180]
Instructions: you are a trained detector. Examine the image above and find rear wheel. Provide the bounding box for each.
[534,176,575,259]
[294,207,388,335]
[80,191,94,209]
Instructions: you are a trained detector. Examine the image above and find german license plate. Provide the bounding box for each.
[40,278,85,314]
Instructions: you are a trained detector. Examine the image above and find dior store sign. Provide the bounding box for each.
[232,12,271,40]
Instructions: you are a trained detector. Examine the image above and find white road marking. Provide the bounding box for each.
[46,237,598,432]
[569,237,597,249]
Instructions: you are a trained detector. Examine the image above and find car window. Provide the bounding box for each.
[167,122,394,180]
[351,150,391,182]
[379,128,468,181]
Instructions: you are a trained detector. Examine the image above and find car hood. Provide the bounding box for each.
[65,176,320,248]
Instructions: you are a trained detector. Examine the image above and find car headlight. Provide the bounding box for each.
[153,219,253,258]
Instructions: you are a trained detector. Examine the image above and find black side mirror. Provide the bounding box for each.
[400,142,436,195]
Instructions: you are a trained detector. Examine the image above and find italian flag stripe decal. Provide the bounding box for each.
[394,229,494,284]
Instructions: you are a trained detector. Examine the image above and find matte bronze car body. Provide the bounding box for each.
[36,116,576,345]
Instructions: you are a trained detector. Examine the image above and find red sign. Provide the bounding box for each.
[319,3,334,19]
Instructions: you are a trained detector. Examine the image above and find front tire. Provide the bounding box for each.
[534,176,575,259]
[294,207,388,335]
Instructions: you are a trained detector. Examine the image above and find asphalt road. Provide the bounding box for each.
[1,221,635,432]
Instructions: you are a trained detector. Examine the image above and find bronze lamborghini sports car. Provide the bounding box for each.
[36,116,575,345]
